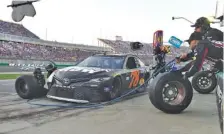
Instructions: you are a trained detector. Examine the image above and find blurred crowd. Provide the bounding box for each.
[99,39,190,64]
[0,20,39,39]
[0,38,190,63]
[0,20,99,62]
[0,40,96,62]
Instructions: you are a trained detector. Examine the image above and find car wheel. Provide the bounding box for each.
[148,74,163,111]
[105,77,122,101]
[192,71,217,94]
[15,75,48,99]
[149,72,193,114]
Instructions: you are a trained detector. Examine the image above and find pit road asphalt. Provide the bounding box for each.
[0,78,220,134]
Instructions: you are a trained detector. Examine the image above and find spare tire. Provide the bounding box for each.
[15,75,48,99]
[149,72,193,114]
[192,71,217,94]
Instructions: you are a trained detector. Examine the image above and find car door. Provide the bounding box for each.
[121,56,144,90]
[134,56,148,87]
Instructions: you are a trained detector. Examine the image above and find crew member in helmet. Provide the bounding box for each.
[178,17,223,78]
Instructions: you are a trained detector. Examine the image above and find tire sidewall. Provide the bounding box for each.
[150,72,193,113]
[15,77,29,98]
[148,76,162,110]
[15,75,47,99]
[192,71,217,94]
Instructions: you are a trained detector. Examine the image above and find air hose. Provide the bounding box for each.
[27,59,176,109]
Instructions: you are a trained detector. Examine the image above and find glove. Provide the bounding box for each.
[180,53,187,59]
[175,57,181,63]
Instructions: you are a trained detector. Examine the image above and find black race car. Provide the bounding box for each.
[15,54,150,103]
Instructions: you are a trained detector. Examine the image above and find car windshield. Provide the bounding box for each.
[76,56,125,69]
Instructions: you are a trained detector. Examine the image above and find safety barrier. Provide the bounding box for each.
[0,63,9,66]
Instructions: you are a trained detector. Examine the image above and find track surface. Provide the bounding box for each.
[0,79,220,134]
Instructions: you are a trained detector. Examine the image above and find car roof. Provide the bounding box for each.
[93,53,136,57]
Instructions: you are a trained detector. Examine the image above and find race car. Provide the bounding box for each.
[15,54,150,103]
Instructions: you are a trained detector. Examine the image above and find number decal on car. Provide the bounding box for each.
[129,70,140,88]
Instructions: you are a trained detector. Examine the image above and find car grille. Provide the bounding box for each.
[49,84,103,102]
[56,88,84,100]
[71,78,90,83]
[57,89,74,99]
[54,76,90,84]
[74,91,85,100]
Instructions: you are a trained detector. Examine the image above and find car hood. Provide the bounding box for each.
[54,66,116,80]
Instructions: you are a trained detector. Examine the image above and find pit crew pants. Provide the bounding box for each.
[185,40,223,78]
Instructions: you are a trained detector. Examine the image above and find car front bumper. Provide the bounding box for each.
[47,80,113,103]
[47,95,89,103]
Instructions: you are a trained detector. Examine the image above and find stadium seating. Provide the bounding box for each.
[0,40,98,62]
[0,20,39,39]
[0,20,190,63]
[0,20,102,62]
[98,39,190,64]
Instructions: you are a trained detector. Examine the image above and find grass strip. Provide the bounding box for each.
[0,73,47,80]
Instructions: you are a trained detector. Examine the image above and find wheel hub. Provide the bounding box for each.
[24,84,28,90]
[198,77,211,88]
[164,86,178,99]
[19,81,28,94]
[162,82,186,105]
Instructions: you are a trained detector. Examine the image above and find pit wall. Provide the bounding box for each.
[0,59,74,68]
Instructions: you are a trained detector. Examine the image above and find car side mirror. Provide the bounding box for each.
[130,42,143,51]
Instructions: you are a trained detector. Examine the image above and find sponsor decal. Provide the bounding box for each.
[139,78,145,85]
[54,85,75,89]
[129,70,140,88]
[59,67,111,74]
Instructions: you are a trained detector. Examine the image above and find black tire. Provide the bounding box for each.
[149,72,193,114]
[192,71,217,94]
[105,77,122,101]
[148,75,163,111]
[15,75,48,99]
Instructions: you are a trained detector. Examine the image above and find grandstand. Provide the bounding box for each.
[0,20,111,67]
[0,20,39,39]
[98,36,190,64]
[0,19,190,68]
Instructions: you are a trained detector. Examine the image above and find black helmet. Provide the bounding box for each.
[45,63,55,72]
[191,17,210,30]
[185,31,203,44]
